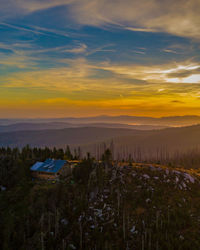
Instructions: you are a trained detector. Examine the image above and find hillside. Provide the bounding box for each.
[0,122,168,133]
[0,127,139,148]
[113,124,200,151]
[0,125,200,154]
[1,160,200,249]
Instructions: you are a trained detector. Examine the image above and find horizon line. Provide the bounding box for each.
[0,114,200,120]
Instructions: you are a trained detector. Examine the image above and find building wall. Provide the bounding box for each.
[58,164,72,177]
[31,171,57,180]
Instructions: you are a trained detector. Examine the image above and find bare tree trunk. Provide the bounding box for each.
[123,208,126,240]
[80,222,83,249]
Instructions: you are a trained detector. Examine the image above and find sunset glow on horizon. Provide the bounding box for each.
[0,0,200,118]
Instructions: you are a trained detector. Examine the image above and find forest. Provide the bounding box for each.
[0,145,200,249]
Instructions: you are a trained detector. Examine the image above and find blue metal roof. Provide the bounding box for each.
[30,162,43,171]
[30,159,67,173]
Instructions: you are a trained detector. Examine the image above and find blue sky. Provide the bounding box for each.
[0,0,200,118]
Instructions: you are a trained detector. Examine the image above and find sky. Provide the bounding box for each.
[0,0,200,118]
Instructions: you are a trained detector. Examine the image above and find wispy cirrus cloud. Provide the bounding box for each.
[1,57,200,117]
[85,44,115,56]
[163,49,181,55]
[97,60,200,84]
[64,43,87,54]
[66,0,200,40]
[132,49,146,55]
[1,0,200,40]
[0,22,71,38]
[126,27,156,33]
[1,1,200,118]
[0,0,73,18]
[0,42,37,69]
[2,57,200,92]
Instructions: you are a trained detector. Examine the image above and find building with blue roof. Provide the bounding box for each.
[30,159,70,179]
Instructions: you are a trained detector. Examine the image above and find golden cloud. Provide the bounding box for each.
[1,57,200,117]
[98,60,200,84]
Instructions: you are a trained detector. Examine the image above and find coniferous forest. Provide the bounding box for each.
[1,146,200,249]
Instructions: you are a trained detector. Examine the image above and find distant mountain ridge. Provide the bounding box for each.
[0,122,168,133]
[0,115,200,126]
